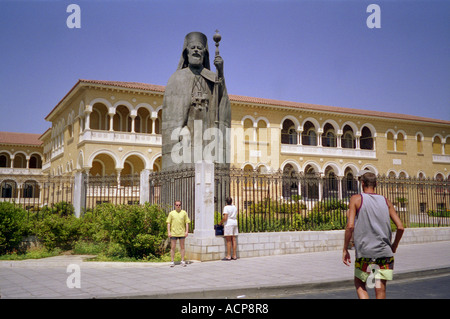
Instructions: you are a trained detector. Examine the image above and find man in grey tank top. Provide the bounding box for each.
[343,170,404,299]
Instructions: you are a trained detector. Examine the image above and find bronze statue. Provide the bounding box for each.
[162,31,230,171]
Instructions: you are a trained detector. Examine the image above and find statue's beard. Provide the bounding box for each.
[188,54,203,67]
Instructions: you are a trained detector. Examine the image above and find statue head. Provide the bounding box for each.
[177,31,211,70]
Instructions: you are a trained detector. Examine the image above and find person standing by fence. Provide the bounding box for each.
[167,200,190,267]
[219,197,238,260]
[343,170,404,299]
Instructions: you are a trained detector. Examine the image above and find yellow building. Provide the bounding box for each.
[1,78,449,203]
[0,132,43,200]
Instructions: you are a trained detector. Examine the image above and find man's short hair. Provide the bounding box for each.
[226,197,233,205]
[360,172,377,188]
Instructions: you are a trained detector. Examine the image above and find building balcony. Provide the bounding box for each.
[280,144,376,159]
[432,154,450,164]
[0,167,43,176]
[79,130,162,146]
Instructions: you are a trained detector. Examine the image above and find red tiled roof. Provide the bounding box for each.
[79,79,166,92]
[45,79,166,121]
[228,94,450,124]
[0,132,43,146]
[47,79,450,126]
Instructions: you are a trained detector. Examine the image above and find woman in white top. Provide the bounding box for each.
[219,197,238,260]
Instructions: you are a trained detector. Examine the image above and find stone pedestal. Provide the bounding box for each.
[185,161,221,261]
[139,169,150,204]
[193,161,215,238]
[73,171,86,218]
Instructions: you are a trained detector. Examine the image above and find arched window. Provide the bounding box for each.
[360,127,374,150]
[282,164,298,199]
[29,154,42,169]
[387,132,395,151]
[342,125,355,149]
[416,134,423,153]
[281,119,297,144]
[302,164,319,200]
[23,180,39,199]
[0,153,9,167]
[432,136,442,154]
[1,180,17,198]
[324,167,338,198]
[243,118,254,142]
[114,105,131,132]
[256,120,268,142]
[343,169,358,198]
[302,121,317,146]
[322,123,336,147]
[90,103,108,131]
[13,154,27,168]
[397,133,405,152]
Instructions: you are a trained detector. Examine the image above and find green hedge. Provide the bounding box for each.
[427,209,450,218]
[0,202,28,254]
[82,203,168,259]
[0,202,169,260]
[214,199,348,232]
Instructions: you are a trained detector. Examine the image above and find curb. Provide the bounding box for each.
[102,266,450,299]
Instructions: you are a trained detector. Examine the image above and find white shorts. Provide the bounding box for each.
[224,224,238,236]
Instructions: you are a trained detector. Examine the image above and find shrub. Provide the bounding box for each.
[34,211,82,251]
[0,202,28,254]
[312,199,348,213]
[72,240,108,255]
[86,203,169,259]
[427,209,450,218]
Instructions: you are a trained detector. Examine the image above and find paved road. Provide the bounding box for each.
[1,241,449,299]
[281,272,450,299]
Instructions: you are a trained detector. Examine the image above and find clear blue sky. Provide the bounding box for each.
[0,0,449,134]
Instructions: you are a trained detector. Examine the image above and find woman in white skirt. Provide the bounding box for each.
[219,197,238,260]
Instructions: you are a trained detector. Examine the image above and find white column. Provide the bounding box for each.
[140,169,150,204]
[318,174,323,201]
[130,115,136,133]
[85,111,91,130]
[193,161,215,238]
[73,171,87,218]
[109,113,115,132]
[151,116,157,134]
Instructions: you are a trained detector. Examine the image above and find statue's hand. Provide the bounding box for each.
[214,55,224,77]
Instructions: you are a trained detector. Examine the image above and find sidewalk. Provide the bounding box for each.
[1,241,449,299]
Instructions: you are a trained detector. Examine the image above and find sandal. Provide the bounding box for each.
[222,257,231,261]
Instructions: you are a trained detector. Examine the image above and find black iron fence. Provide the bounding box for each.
[213,168,450,232]
[1,170,449,232]
[0,175,74,212]
[375,176,450,228]
[0,173,141,213]
[85,174,140,209]
[148,168,196,231]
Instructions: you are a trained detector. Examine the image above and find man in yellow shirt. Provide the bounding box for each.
[166,200,190,267]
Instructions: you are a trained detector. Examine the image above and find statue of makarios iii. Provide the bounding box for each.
[161,31,231,171]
